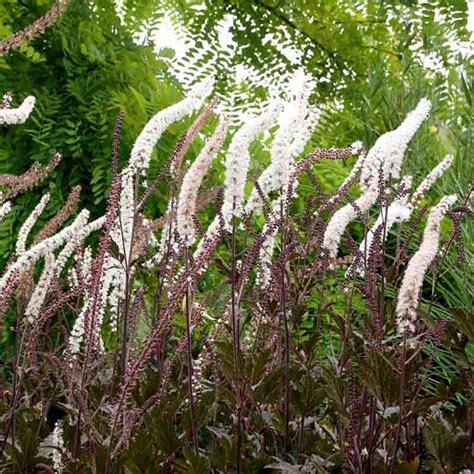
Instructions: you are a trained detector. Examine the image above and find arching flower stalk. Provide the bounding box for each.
[0,0,70,57]
[194,102,282,261]
[322,99,432,258]
[256,200,280,288]
[176,119,228,245]
[0,209,90,296]
[0,153,61,201]
[115,78,215,269]
[360,98,431,192]
[127,77,214,174]
[111,169,135,261]
[220,102,282,227]
[410,154,454,205]
[25,217,105,324]
[16,193,50,256]
[395,194,457,334]
[245,70,319,214]
[350,155,454,274]
[0,201,11,222]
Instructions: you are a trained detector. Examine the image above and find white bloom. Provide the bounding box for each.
[16,193,50,255]
[0,210,90,295]
[359,176,413,257]
[395,195,457,334]
[80,246,93,280]
[220,102,282,227]
[411,154,454,205]
[51,420,65,473]
[0,96,36,125]
[245,71,319,214]
[256,204,279,288]
[68,253,121,358]
[127,77,214,173]
[0,201,11,222]
[176,119,228,245]
[322,191,378,259]
[25,217,105,323]
[68,295,89,357]
[360,98,431,192]
[193,102,281,259]
[322,99,431,259]
[111,169,135,259]
[349,155,454,276]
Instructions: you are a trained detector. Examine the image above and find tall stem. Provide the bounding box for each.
[185,247,198,453]
[280,196,290,460]
[389,335,407,473]
[0,318,21,456]
[230,199,242,472]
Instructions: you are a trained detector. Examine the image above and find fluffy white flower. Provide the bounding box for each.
[193,102,281,260]
[0,201,12,222]
[25,217,105,323]
[111,169,135,259]
[68,295,89,357]
[68,252,121,358]
[220,102,282,227]
[360,98,431,192]
[358,176,413,257]
[176,119,228,245]
[51,420,65,473]
[322,191,378,259]
[256,203,279,288]
[395,195,457,334]
[128,77,214,173]
[16,193,50,255]
[245,72,319,214]
[352,154,454,274]
[0,210,90,295]
[0,96,36,125]
[322,100,431,259]
[411,154,454,204]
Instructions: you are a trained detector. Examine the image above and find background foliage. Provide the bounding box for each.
[0,1,472,471]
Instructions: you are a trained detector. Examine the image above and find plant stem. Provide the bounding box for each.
[185,247,198,453]
[230,200,242,473]
[280,196,290,460]
[0,318,21,456]
[389,335,407,473]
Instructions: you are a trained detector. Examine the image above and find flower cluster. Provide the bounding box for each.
[0,201,11,222]
[0,95,36,125]
[0,209,90,295]
[127,77,214,174]
[245,70,320,214]
[359,98,431,192]
[395,194,457,333]
[352,154,454,273]
[219,102,282,228]
[51,420,65,473]
[322,99,432,259]
[25,217,104,323]
[16,193,50,255]
[176,119,228,245]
